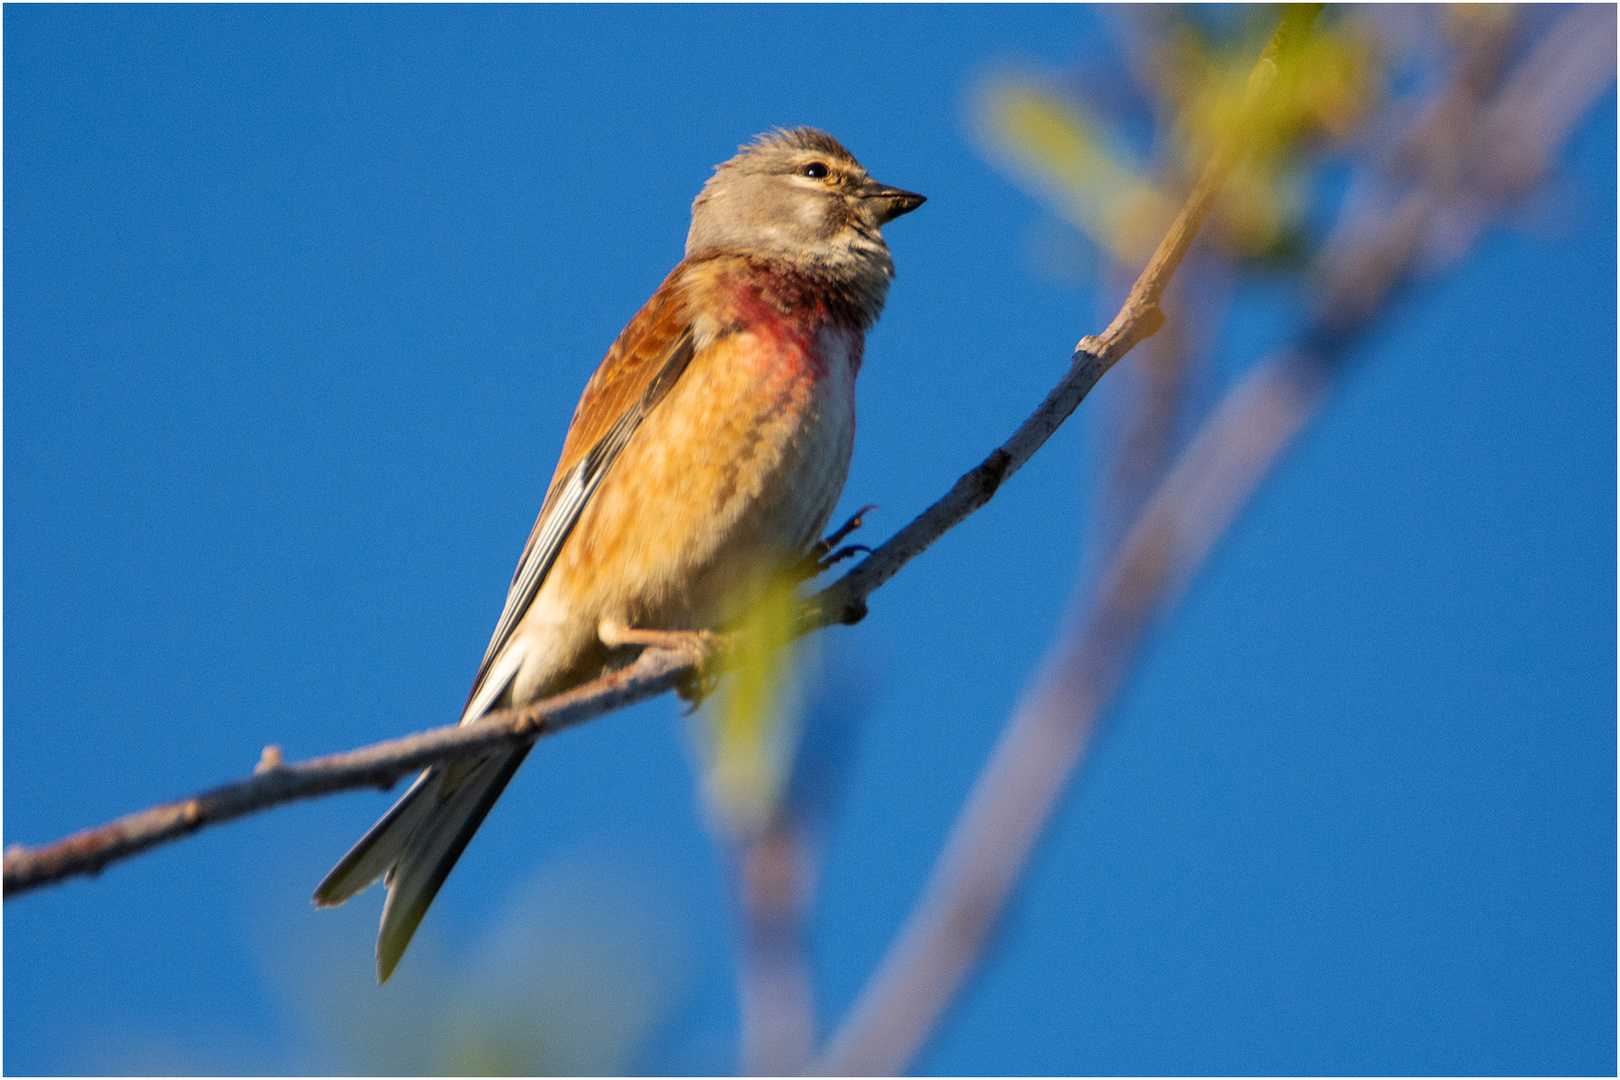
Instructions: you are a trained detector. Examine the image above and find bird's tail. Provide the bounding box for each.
[314,742,532,983]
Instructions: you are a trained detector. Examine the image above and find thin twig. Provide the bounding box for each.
[1090,286,1193,563]
[4,645,698,896]
[813,8,1613,1073]
[805,6,1318,634]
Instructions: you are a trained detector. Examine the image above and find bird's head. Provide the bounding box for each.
[686,128,925,281]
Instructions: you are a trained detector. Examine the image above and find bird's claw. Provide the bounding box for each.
[677,665,721,706]
[671,631,724,704]
[818,543,871,571]
[796,505,877,581]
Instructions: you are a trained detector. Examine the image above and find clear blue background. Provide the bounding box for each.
[6,6,1614,1075]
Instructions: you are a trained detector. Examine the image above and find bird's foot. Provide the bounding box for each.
[794,505,877,581]
[599,623,723,702]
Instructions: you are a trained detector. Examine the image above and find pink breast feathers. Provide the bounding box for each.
[725,260,867,385]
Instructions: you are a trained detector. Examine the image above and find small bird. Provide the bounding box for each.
[314,127,923,982]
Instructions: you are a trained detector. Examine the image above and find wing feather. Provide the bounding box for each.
[459,269,699,721]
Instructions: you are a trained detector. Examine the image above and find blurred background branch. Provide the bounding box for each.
[816,5,1614,1074]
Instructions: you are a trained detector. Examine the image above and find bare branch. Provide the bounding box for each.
[1082,5,1317,357]
[1089,285,1194,564]
[4,644,698,896]
[3,8,1320,904]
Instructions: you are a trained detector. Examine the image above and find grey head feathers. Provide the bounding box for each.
[744,126,858,161]
[685,127,924,321]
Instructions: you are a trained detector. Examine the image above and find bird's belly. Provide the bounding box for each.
[544,324,859,649]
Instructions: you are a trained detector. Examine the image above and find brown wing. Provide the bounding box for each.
[545,266,697,507]
[459,264,699,720]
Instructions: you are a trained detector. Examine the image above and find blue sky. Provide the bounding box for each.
[5,5,1614,1075]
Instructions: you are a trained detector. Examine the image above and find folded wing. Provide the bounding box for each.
[313,265,702,982]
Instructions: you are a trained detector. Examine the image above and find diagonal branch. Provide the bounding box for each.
[803,5,1318,633]
[815,348,1330,1077]
[3,4,1316,901]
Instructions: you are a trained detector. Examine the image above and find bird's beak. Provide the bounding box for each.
[859,180,926,225]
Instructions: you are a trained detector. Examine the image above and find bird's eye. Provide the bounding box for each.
[800,162,830,179]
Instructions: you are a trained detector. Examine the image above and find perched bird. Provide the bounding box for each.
[314,127,924,982]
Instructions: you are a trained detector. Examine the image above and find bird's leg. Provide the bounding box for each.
[599,621,722,701]
[794,504,877,581]
[599,621,719,659]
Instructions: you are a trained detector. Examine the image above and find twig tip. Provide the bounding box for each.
[254,745,284,774]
